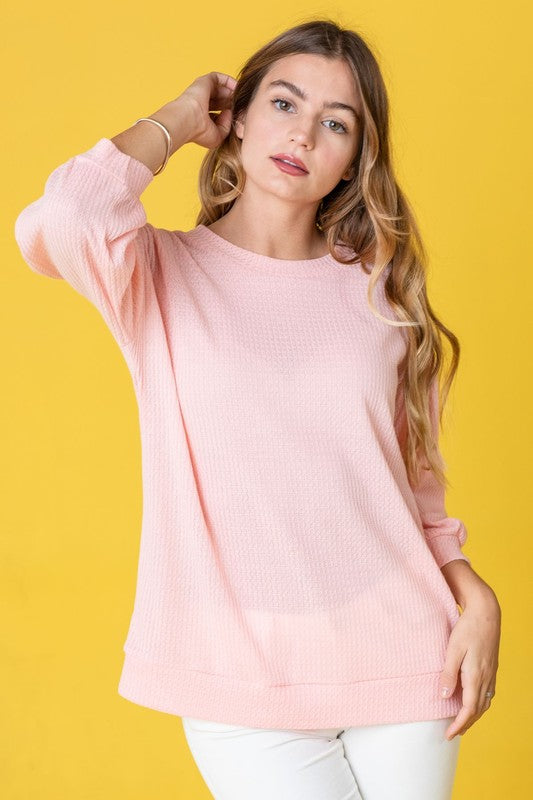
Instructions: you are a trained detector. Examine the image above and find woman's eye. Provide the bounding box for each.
[270,98,347,134]
[271,98,293,112]
[325,120,347,133]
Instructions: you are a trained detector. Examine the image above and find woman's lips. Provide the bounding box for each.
[270,157,309,176]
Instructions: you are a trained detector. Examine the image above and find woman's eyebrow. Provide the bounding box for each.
[266,78,360,122]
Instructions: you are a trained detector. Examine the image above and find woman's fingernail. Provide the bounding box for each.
[441,687,450,697]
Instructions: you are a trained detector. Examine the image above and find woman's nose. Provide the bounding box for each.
[288,121,315,148]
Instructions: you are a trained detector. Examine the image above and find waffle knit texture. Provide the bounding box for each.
[14,137,471,729]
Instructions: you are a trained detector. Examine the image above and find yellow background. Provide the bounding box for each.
[3,0,531,797]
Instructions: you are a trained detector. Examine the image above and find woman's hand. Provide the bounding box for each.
[177,71,238,151]
[439,584,501,741]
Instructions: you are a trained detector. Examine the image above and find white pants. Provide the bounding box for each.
[181,715,461,800]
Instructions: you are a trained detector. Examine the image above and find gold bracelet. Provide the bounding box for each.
[134,117,172,175]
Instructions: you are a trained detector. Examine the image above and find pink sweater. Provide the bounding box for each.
[14,137,471,729]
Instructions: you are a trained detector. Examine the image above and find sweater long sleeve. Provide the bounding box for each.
[14,137,472,730]
[394,375,470,570]
[14,137,156,349]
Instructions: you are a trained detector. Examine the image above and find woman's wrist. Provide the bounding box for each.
[110,98,199,174]
[440,560,498,612]
[463,583,501,616]
[149,98,199,157]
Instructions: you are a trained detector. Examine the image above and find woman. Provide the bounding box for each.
[14,18,501,800]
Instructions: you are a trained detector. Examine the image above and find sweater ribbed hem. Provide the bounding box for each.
[118,649,462,729]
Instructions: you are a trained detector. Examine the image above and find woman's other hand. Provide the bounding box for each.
[439,582,501,741]
[176,71,237,151]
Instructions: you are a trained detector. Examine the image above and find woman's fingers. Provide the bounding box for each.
[208,94,235,110]
[445,668,492,739]
[179,71,237,149]
[206,74,236,111]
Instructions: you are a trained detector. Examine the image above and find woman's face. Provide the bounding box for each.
[234,53,363,208]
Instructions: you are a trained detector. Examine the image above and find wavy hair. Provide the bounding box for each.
[195,17,462,491]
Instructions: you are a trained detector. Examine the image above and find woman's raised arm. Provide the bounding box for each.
[13,74,236,349]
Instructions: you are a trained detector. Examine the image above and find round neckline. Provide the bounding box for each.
[190,223,361,279]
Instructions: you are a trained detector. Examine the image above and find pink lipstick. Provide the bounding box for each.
[270,153,309,175]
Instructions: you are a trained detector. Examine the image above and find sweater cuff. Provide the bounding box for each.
[426,533,471,569]
[78,137,155,196]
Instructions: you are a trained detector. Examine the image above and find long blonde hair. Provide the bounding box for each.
[195,17,462,491]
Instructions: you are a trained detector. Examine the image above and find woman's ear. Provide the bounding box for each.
[233,112,246,140]
[341,166,355,181]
